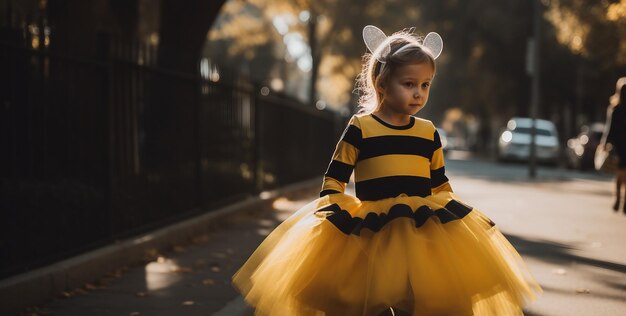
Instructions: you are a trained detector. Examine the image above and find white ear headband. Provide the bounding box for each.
[362,25,443,67]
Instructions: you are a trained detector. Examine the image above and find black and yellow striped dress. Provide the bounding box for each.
[233,114,540,316]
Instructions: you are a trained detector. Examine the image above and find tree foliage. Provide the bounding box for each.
[208,0,626,133]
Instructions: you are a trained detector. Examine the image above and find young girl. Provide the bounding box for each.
[233,25,540,316]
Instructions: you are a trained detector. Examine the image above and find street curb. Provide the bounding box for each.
[0,178,321,316]
[212,295,250,316]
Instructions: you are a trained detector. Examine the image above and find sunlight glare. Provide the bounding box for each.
[299,10,310,23]
[270,78,284,91]
[507,120,517,130]
[297,54,312,72]
[284,33,307,57]
[501,131,513,143]
[272,197,306,212]
[272,16,290,35]
[259,191,274,200]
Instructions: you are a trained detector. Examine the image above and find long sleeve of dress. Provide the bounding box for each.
[430,127,453,194]
[320,115,362,197]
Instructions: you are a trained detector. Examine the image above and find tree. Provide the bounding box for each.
[543,0,626,126]
[207,0,626,132]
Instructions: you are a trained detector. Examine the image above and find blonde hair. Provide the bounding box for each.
[355,30,437,114]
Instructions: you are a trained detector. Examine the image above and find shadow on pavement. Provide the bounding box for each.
[505,233,626,275]
[446,158,613,184]
[505,233,626,307]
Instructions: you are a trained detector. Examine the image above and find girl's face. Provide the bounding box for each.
[378,63,434,116]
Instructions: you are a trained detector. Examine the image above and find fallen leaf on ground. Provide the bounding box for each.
[107,269,124,278]
[212,252,227,259]
[74,288,88,295]
[210,263,221,272]
[59,291,74,298]
[144,248,160,258]
[202,278,215,285]
[194,259,208,269]
[135,292,147,297]
[84,283,100,290]
[182,300,195,305]
[575,288,591,294]
[172,266,193,273]
[95,278,112,287]
[24,306,53,315]
[192,234,210,244]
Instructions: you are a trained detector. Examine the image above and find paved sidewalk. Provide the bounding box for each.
[18,186,317,316]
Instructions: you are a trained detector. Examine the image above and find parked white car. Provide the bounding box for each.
[497,117,560,164]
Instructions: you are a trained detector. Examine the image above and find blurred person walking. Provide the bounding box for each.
[603,77,626,212]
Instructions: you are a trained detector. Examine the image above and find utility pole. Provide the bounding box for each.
[308,8,318,106]
[529,0,542,178]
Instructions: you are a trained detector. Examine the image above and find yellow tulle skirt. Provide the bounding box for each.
[232,192,541,316]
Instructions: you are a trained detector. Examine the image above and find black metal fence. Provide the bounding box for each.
[0,33,341,279]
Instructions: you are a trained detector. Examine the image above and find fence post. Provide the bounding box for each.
[253,85,262,193]
[96,32,114,241]
[195,64,203,206]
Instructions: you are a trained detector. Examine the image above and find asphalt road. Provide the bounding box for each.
[31,154,626,316]
[444,157,626,316]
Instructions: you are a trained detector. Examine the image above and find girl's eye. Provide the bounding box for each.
[422,82,431,88]
[404,82,415,87]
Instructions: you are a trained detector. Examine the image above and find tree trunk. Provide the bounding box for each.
[157,0,225,73]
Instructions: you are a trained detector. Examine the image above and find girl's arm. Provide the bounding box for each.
[320,116,361,196]
[431,127,453,194]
